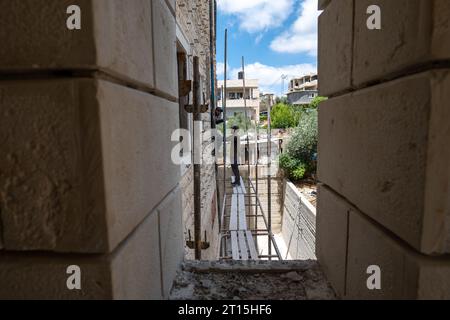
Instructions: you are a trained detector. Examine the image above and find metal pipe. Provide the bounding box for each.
[222,29,228,211]
[267,96,272,260]
[249,178,282,260]
[193,56,202,260]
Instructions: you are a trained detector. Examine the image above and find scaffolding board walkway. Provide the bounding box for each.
[228,177,258,260]
[219,174,282,261]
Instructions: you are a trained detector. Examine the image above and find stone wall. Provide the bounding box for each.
[281,182,316,260]
[317,0,450,299]
[0,0,186,299]
[176,0,219,260]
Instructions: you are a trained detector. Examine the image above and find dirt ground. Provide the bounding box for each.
[294,180,317,207]
[170,261,336,300]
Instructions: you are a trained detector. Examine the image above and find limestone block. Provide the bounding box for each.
[353,0,450,86]
[99,81,180,252]
[433,0,450,60]
[165,0,176,14]
[318,0,353,96]
[0,0,154,88]
[0,79,107,252]
[0,211,164,300]
[318,0,332,10]
[110,211,163,300]
[318,70,450,255]
[346,210,450,300]
[152,0,178,98]
[316,185,349,297]
[158,187,184,298]
[0,79,180,253]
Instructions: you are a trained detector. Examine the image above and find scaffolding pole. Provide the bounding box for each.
[222,29,228,235]
[267,94,272,260]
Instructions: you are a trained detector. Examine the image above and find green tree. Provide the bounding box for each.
[270,103,296,129]
[309,96,327,109]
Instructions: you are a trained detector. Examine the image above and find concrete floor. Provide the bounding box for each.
[170,261,336,300]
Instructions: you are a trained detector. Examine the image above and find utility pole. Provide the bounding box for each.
[281,74,288,98]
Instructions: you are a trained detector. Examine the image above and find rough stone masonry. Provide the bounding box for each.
[0,0,218,299]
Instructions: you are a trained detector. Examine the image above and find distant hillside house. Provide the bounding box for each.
[287,74,318,106]
[217,74,260,122]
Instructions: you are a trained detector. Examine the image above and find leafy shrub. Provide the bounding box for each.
[291,164,307,181]
[270,103,296,129]
[309,96,327,109]
[286,109,318,166]
[278,108,318,181]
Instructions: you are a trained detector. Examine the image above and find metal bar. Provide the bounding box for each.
[241,57,251,209]
[248,178,282,260]
[193,56,202,260]
[222,29,228,218]
[267,97,272,260]
[220,194,227,233]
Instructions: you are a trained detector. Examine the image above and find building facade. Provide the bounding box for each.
[217,78,260,122]
[287,73,318,106]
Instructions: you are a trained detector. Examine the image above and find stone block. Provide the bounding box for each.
[0,210,164,300]
[110,211,163,300]
[152,0,178,98]
[318,70,450,255]
[98,80,180,252]
[316,185,349,297]
[0,79,180,253]
[318,0,353,96]
[353,0,450,86]
[158,187,184,298]
[346,210,450,300]
[318,0,332,10]
[432,0,450,60]
[0,0,154,88]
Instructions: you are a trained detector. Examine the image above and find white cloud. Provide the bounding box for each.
[217,0,294,33]
[228,62,316,95]
[270,0,320,56]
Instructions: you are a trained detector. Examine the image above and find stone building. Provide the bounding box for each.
[287,74,319,106]
[317,0,450,299]
[0,0,218,299]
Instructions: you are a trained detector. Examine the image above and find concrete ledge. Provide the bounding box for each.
[282,181,317,260]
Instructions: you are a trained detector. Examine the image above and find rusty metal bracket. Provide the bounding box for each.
[184,104,209,114]
[186,230,210,250]
[179,80,192,97]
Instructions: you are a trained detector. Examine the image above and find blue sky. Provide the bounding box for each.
[216,0,320,95]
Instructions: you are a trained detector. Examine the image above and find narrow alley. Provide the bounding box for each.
[0,0,449,302]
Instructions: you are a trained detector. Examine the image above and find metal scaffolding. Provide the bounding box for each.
[217,36,281,260]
